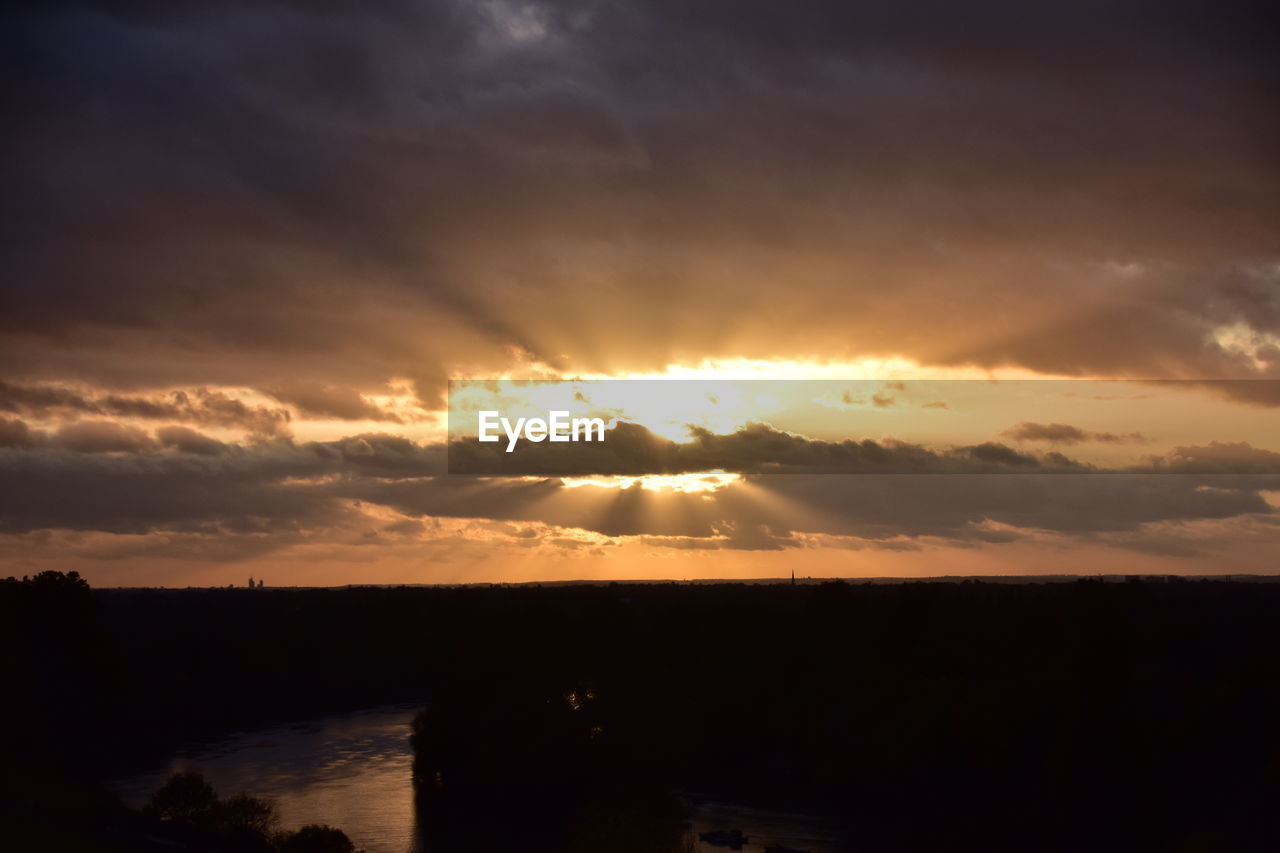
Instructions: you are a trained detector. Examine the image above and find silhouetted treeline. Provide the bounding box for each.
[4,573,1280,850]
[133,771,356,852]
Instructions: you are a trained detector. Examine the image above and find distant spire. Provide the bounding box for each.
[791,569,795,586]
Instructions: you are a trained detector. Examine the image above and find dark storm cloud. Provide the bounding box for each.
[0,381,291,435]
[0,417,35,448]
[768,473,1273,537]
[2,0,1277,403]
[449,420,1089,475]
[54,420,155,453]
[335,466,1279,549]
[0,432,445,534]
[264,383,400,422]
[1002,422,1147,445]
[1154,441,1280,474]
[2,418,1276,556]
[155,425,229,456]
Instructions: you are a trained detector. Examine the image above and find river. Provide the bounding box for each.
[111,703,841,853]
[111,703,423,853]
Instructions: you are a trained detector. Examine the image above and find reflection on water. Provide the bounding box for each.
[111,704,841,853]
[684,795,840,853]
[111,704,422,853]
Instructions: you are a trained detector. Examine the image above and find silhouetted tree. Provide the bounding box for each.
[144,771,217,823]
[28,569,90,592]
[211,792,279,838]
[279,824,357,853]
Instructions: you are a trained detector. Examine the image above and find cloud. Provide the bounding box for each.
[1,0,1276,402]
[335,464,1278,554]
[449,420,1091,475]
[54,420,155,454]
[1002,421,1147,445]
[155,425,229,456]
[265,383,401,422]
[0,382,291,436]
[0,417,35,448]
[1,1,1277,576]
[0,432,444,535]
[1153,441,1280,474]
[1187,379,1280,408]
[2,420,1274,559]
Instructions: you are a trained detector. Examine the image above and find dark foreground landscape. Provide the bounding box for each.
[4,572,1280,851]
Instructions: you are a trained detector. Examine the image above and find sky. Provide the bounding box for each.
[1,0,1277,585]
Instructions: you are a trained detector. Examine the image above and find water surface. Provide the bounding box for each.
[685,794,840,853]
[112,703,842,853]
[112,704,422,853]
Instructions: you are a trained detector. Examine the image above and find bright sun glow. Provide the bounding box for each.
[604,357,1027,381]
[442,357,1094,447]
[450,355,1077,384]
[558,471,741,493]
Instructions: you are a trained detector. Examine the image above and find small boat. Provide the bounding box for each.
[699,828,749,849]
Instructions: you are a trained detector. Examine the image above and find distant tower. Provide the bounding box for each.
[791,569,796,586]
[248,575,254,589]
